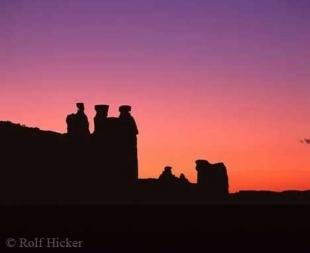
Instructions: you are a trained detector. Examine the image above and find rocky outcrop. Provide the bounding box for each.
[195,160,229,197]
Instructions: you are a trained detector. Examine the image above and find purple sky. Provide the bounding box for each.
[1,0,310,191]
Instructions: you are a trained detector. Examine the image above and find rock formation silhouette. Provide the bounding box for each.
[0,103,231,204]
[179,173,190,184]
[93,104,109,135]
[66,103,90,137]
[2,105,310,204]
[196,160,229,197]
[118,105,139,182]
[158,166,179,183]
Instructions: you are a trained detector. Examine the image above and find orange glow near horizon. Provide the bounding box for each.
[1,0,310,192]
[1,75,309,193]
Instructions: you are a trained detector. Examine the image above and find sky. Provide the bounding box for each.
[0,0,310,192]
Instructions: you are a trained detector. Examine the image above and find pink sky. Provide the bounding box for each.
[1,0,310,192]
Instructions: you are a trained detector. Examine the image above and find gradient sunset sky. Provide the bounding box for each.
[1,0,310,192]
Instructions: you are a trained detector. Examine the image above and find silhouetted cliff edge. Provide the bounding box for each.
[0,118,229,204]
[1,107,309,204]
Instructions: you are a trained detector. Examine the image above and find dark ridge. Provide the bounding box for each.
[0,103,309,204]
[0,103,229,205]
[0,121,61,136]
